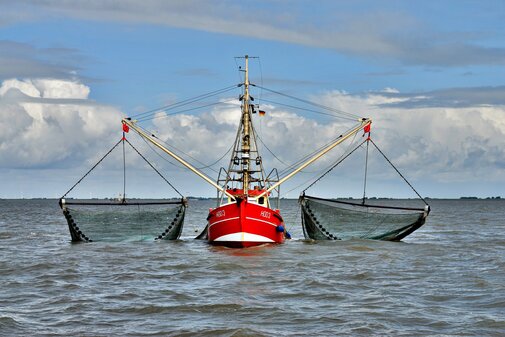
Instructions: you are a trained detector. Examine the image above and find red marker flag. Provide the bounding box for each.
[363,122,371,140]
[363,123,371,133]
[122,123,129,133]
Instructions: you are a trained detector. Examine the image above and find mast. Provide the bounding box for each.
[241,55,251,195]
[123,56,371,204]
[222,55,261,198]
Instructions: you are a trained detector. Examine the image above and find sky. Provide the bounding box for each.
[0,0,504,199]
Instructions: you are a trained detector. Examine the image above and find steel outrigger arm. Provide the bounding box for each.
[256,118,372,199]
[122,118,236,200]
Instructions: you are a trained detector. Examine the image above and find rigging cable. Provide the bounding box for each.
[194,142,235,170]
[301,137,366,195]
[298,136,429,206]
[252,84,361,120]
[277,129,355,177]
[362,139,370,205]
[280,133,363,197]
[132,123,228,178]
[369,138,429,205]
[136,98,238,122]
[255,133,290,167]
[122,132,126,202]
[259,98,357,121]
[130,84,240,121]
[61,138,123,198]
[257,57,264,106]
[124,138,184,198]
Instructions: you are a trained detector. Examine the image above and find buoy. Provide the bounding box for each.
[276,225,285,232]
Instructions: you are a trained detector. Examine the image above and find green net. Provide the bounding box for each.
[300,195,429,241]
[60,199,186,242]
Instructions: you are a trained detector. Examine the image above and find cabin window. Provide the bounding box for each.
[258,197,265,205]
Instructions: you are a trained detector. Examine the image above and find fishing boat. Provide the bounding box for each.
[121,56,371,247]
[60,55,429,246]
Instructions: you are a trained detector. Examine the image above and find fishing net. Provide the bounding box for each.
[300,195,429,241]
[60,199,186,242]
[297,130,431,242]
[59,132,188,242]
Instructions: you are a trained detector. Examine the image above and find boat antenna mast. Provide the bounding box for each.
[223,55,265,199]
[241,55,252,195]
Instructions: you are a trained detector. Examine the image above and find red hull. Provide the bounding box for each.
[207,198,285,248]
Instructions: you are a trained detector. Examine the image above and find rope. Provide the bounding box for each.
[122,133,126,202]
[61,139,123,198]
[281,134,361,197]
[131,124,218,174]
[362,139,370,205]
[130,84,240,121]
[124,138,184,198]
[257,57,264,107]
[369,138,429,205]
[256,133,290,167]
[61,135,185,199]
[301,138,367,194]
[253,84,361,120]
[140,136,183,168]
[134,124,222,175]
[277,128,356,177]
[195,142,234,170]
[259,98,357,121]
[136,99,237,122]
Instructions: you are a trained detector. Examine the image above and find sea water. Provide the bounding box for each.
[0,199,504,336]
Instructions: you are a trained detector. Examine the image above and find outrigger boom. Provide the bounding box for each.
[121,118,237,200]
[122,117,371,202]
[258,118,371,199]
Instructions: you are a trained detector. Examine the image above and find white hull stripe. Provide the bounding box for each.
[214,232,274,242]
[208,216,240,229]
[245,216,278,227]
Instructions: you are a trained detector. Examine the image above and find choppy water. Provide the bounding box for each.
[1,198,504,336]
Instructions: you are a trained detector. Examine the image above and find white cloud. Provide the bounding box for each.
[1,78,503,198]
[0,78,122,168]
[132,88,505,195]
[317,90,505,184]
